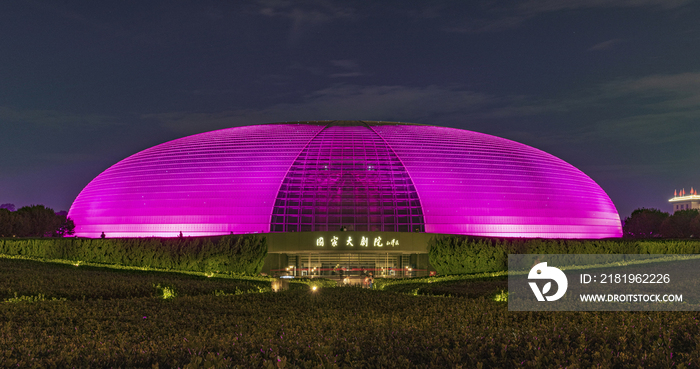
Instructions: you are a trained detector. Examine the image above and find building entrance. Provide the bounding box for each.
[281,253,419,278]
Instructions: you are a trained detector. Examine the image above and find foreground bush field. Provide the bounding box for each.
[2,258,700,368]
[0,258,271,301]
[379,276,508,299]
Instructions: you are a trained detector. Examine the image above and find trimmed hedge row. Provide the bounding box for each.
[0,235,267,275]
[428,236,700,275]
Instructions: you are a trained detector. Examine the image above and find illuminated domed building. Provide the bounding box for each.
[68,121,622,276]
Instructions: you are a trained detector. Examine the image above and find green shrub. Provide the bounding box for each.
[428,236,700,275]
[0,257,272,301]
[288,277,338,289]
[2,285,700,368]
[0,235,267,275]
[153,284,176,299]
[4,292,67,303]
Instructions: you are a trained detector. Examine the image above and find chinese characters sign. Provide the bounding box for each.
[316,235,399,248]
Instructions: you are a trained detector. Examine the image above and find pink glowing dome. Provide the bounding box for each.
[68,121,622,238]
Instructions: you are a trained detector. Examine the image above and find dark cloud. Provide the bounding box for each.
[441,0,691,34]
[2,1,699,219]
[515,0,690,13]
[588,38,624,51]
[604,72,700,99]
[329,60,363,78]
[475,72,700,136]
[257,0,356,45]
[442,16,529,34]
[0,106,119,129]
[144,84,497,135]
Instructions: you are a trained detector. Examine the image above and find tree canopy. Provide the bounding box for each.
[0,205,75,237]
[659,209,700,238]
[622,208,669,238]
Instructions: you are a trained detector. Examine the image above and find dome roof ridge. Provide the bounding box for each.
[255,120,429,127]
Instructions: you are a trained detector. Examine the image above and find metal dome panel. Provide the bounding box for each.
[69,121,622,238]
[371,124,622,238]
[68,124,324,237]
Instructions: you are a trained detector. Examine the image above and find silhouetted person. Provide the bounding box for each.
[100,232,105,239]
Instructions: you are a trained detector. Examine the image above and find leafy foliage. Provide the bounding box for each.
[427,235,510,275]
[0,258,271,301]
[286,277,338,289]
[0,209,11,237]
[0,204,75,237]
[691,215,700,238]
[3,292,67,303]
[374,271,508,290]
[428,235,700,274]
[154,284,177,299]
[493,290,508,302]
[1,258,700,367]
[623,208,669,238]
[660,209,700,238]
[0,234,267,275]
[380,276,508,299]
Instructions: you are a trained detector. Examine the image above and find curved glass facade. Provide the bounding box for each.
[373,125,621,238]
[68,124,323,237]
[68,121,622,238]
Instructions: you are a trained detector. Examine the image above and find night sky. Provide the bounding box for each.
[1,0,699,221]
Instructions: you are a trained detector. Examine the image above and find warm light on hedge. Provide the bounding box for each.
[271,279,289,292]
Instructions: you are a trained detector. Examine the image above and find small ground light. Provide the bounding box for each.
[312,286,317,292]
